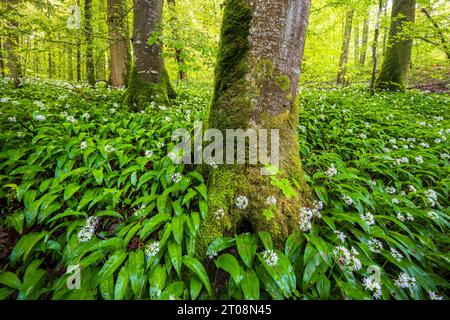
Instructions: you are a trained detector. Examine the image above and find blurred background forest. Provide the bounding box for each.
[0,0,448,91]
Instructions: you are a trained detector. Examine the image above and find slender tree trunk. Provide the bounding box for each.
[97,0,106,80]
[420,8,450,61]
[375,0,417,91]
[371,0,383,95]
[196,0,313,256]
[76,0,82,81]
[337,8,354,86]
[359,14,370,66]
[107,0,131,87]
[0,36,6,78]
[127,0,175,111]
[4,0,23,87]
[48,52,53,78]
[354,17,360,66]
[168,0,187,81]
[85,0,95,86]
[382,0,389,54]
[67,46,73,81]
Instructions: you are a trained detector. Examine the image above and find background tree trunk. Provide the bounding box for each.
[359,14,369,66]
[354,17,360,66]
[197,0,313,256]
[337,7,354,86]
[370,0,383,95]
[375,0,417,91]
[0,37,5,78]
[67,46,73,81]
[84,0,95,86]
[107,0,131,87]
[4,0,23,87]
[168,0,187,81]
[127,0,175,111]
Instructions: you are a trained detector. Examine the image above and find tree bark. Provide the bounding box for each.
[337,7,354,86]
[354,17,360,66]
[107,0,131,87]
[197,0,313,256]
[67,46,73,81]
[127,0,175,111]
[0,36,6,78]
[4,0,23,87]
[359,14,369,66]
[371,0,383,95]
[168,0,187,81]
[84,0,95,86]
[375,0,417,91]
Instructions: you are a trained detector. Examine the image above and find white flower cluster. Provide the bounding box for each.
[262,249,278,267]
[363,276,382,299]
[35,114,46,122]
[394,272,416,289]
[299,201,323,232]
[424,189,438,207]
[265,196,277,206]
[235,195,249,210]
[66,115,77,123]
[145,241,160,257]
[170,173,182,183]
[206,248,218,260]
[77,216,99,243]
[82,113,90,120]
[390,247,403,262]
[367,238,384,253]
[33,101,46,110]
[415,156,424,164]
[80,141,87,150]
[396,212,414,222]
[134,205,146,217]
[360,211,375,226]
[104,144,115,153]
[386,186,396,195]
[342,195,354,206]
[427,211,438,220]
[441,153,449,160]
[334,230,346,243]
[325,164,338,177]
[393,157,409,166]
[332,246,361,271]
[145,150,153,158]
[420,142,430,148]
[8,116,16,122]
[214,208,225,220]
[392,198,400,205]
[427,290,443,300]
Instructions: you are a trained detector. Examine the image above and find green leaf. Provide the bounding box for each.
[139,213,171,240]
[149,265,167,299]
[190,275,203,300]
[0,271,21,290]
[98,252,128,283]
[168,240,183,278]
[183,256,212,297]
[64,183,81,201]
[215,253,244,285]
[241,270,260,300]
[236,233,257,269]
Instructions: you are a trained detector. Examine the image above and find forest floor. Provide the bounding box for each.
[0,78,448,300]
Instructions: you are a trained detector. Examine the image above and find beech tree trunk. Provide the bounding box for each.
[127,0,175,111]
[67,46,73,81]
[197,0,313,256]
[375,0,416,91]
[0,37,5,78]
[107,0,131,87]
[359,14,369,66]
[371,0,383,95]
[168,0,187,81]
[84,0,95,86]
[337,7,354,86]
[354,17,360,66]
[4,0,23,87]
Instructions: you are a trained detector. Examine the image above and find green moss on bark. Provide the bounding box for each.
[126,65,175,112]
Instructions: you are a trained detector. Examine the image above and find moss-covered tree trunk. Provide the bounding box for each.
[196,0,313,256]
[375,0,416,91]
[84,0,95,86]
[107,0,131,87]
[4,0,23,88]
[127,0,175,112]
[337,7,354,86]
